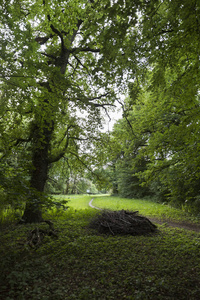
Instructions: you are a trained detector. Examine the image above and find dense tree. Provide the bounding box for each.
[127,77,200,208]
[101,0,200,211]
[0,0,143,222]
[108,115,151,198]
[139,0,200,210]
[110,0,200,210]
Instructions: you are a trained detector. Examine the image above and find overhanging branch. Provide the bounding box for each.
[68,151,94,173]
[71,47,101,53]
[48,127,72,163]
[72,54,90,73]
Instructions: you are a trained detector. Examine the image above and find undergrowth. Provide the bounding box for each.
[0,196,200,299]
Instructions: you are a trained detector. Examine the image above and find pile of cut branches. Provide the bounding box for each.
[89,210,157,236]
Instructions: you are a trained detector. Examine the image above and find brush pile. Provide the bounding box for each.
[89,210,157,236]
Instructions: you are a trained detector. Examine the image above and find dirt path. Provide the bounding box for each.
[89,199,103,210]
[89,198,200,233]
[148,217,200,233]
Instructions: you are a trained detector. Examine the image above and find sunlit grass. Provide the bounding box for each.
[53,194,94,210]
[1,194,199,227]
[0,207,23,227]
[53,194,199,223]
[91,196,199,223]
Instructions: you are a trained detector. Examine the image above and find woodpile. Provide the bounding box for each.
[89,210,157,236]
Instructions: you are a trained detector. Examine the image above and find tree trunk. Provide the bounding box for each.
[22,123,53,223]
[21,20,82,223]
[65,178,70,194]
[22,149,49,223]
[112,162,118,194]
[112,182,118,195]
[71,175,77,194]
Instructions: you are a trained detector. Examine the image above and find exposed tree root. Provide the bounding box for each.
[26,220,58,248]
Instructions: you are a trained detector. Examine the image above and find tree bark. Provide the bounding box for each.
[22,123,53,223]
[21,18,82,223]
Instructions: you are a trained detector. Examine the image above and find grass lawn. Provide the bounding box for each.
[54,194,94,210]
[91,195,200,223]
[0,195,200,299]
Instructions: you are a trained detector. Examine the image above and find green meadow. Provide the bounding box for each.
[56,194,199,223]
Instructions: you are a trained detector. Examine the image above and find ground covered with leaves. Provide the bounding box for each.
[0,208,200,300]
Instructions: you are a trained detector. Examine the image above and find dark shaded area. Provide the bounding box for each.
[89,210,158,236]
[26,220,58,248]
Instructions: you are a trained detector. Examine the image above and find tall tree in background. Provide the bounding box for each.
[108,109,152,198]
[0,0,142,222]
[115,0,200,209]
[141,0,200,209]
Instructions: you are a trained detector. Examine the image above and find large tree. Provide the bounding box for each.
[112,0,200,209]
[0,0,142,222]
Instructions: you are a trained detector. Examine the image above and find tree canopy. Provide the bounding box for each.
[1,0,200,221]
[108,0,200,212]
[0,0,143,222]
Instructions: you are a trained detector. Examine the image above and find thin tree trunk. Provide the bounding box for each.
[112,163,118,194]
[65,178,70,194]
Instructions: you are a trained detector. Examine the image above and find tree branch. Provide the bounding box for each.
[35,34,53,45]
[48,125,75,163]
[72,54,90,73]
[68,151,95,173]
[41,52,56,60]
[71,47,101,53]
[116,98,137,137]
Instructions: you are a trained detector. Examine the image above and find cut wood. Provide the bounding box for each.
[89,210,157,236]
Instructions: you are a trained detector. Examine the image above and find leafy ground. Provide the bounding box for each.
[0,195,200,299]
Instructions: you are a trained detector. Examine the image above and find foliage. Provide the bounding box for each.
[1,0,200,219]
[45,159,98,195]
[137,0,200,209]
[0,0,144,221]
[105,117,152,198]
[0,161,30,222]
[120,71,200,211]
[103,0,200,211]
